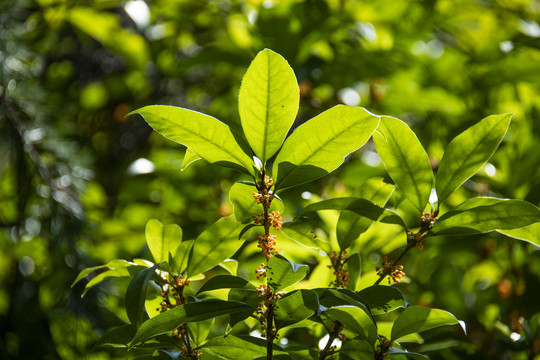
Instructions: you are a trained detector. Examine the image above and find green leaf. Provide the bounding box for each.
[498,223,540,247]
[130,105,255,176]
[267,254,309,291]
[125,262,161,328]
[391,306,459,342]
[299,197,406,228]
[238,48,299,163]
[95,324,135,348]
[337,177,395,249]
[229,182,284,223]
[388,348,430,360]
[356,285,406,315]
[274,105,380,190]
[373,116,433,213]
[196,275,255,295]
[187,318,214,347]
[431,199,540,236]
[435,114,512,204]
[187,216,245,277]
[274,289,319,329]
[145,219,182,264]
[346,252,362,291]
[325,305,378,345]
[130,300,252,346]
[72,259,136,288]
[280,221,331,254]
[172,240,193,274]
[340,336,375,359]
[201,335,289,359]
[181,148,202,171]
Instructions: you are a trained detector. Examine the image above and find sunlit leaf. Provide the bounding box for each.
[130,300,252,346]
[300,197,406,228]
[431,199,540,236]
[181,148,202,171]
[356,285,406,315]
[340,336,375,359]
[145,219,182,264]
[196,275,255,295]
[373,116,433,213]
[274,105,379,190]
[347,252,362,291]
[130,105,255,176]
[435,114,512,204]
[388,348,430,360]
[239,48,299,163]
[325,305,378,345]
[497,223,540,247]
[267,254,309,291]
[391,306,459,342]
[172,240,194,275]
[201,335,289,359]
[187,216,245,277]
[274,289,319,329]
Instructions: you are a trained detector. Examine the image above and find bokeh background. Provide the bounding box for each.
[1,0,539,359]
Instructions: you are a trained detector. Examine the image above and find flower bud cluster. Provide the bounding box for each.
[327,250,350,288]
[376,256,405,284]
[255,263,267,279]
[408,230,427,250]
[255,284,285,338]
[257,234,278,260]
[421,212,438,230]
[157,274,191,313]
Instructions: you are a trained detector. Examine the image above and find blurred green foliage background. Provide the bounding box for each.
[1,0,539,359]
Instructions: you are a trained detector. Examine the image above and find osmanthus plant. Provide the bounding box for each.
[73,49,540,360]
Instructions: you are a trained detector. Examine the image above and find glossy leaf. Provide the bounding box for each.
[238,48,299,163]
[130,105,255,176]
[435,114,512,204]
[347,252,362,291]
[72,259,136,288]
[325,305,378,345]
[431,199,540,236]
[95,324,135,348]
[356,285,406,315]
[267,254,309,291]
[196,274,255,295]
[229,182,284,223]
[187,318,214,347]
[181,148,201,171]
[388,348,430,360]
[337,177,395,249]
[498,223,540,247]
[171,240,193,274]
[187,216,245,277]
[145,219,182,264]
[373,116,433,213]
[391,306,459,342]
[274,105,379,190]
[201,335,289,359]
[125,262,161,327]
[274,289,319,329]
[280,221,332,254]
[130,300,252,346]
[340,336,376,359]
[300,197,406,229]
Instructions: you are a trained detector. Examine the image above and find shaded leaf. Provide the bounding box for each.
[373,116,433,213]
[197,275,255,295]
[388,348,430,360]
[337,178,395,249]
[435,114,512,204]
[346,252,362,291]
[130,300,252,346]
[431,199,540,236]
[356,285,406,315]
[391,306,459,342]
[130,105,255,176]
[274,105,379,190]
[267,254,309,291]
[187,216,245,277]
[126,262,161,327]
[239,48,299,163]
[201,335,289,359]
[274,289,319,329]
[340,336,376,359]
